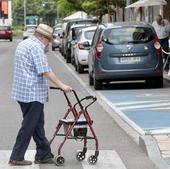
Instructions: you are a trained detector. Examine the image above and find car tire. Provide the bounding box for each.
[10,38,12,42]
[66,56,71,63]
[145,79,153,88]
[52,47,55,51]
[89,73,94,86]
[77,62,84,73]
[71,56,75,66]
[94,75,102,90]
[154,77,163,88]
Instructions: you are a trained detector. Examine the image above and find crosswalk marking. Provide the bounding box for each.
[81,150,127,169]
[0,150,39,169]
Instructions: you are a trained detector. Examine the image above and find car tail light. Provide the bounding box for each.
[78,43,85,50]
[96,39,103,59]
[154,34,161,56]
[6,30,12,34]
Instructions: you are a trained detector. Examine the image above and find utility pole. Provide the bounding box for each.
[24,0,26,26]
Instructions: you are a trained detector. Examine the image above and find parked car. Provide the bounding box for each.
[88,22,163,90]
[60,18,98,62]
[73,26,97,73]
[23,25,37,40]
[0,26,13,41]
[52,28,62,51]
[66,23,95,63]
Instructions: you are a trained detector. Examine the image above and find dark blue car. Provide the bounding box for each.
[88,22,163,90]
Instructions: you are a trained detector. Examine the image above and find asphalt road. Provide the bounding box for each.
[0,39,159,169]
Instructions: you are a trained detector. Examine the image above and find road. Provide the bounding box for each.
[0,39,160,169]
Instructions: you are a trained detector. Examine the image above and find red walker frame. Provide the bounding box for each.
[49,87,99,166]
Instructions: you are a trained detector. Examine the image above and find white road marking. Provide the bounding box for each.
[114,100,170,106]
[150,107,170,110]
[145,127,170,135]
[0,150,39,169]
[119,102,170,110]
[136,94,168,98]
[81,150,127,169]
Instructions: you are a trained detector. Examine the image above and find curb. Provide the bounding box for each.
[139,135,170,169]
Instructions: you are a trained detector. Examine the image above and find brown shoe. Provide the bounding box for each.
[34,157,54,164]
[9,160,32,166]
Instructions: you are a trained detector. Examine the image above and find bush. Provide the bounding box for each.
[12,25,23,38]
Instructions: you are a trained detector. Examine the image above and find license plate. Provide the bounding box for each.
[120,57,141,63]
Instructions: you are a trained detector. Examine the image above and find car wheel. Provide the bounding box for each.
[10,38,12,42]
[154,77,163,88]
[66,50,71,63]
[52,47,55,51]
[89,72,94,86]
[145,79,153,88]
[94,74,102,90]
[71,56,75,66]
[77,62,84,73]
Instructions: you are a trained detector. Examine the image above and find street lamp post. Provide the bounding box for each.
[24,0,26,26]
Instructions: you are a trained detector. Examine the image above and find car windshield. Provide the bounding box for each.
[102,27,154,45]
[84,30,95,40]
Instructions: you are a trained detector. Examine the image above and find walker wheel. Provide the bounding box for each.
[55,155,65,166]
[76,151,86,161]
[87,155,97,165]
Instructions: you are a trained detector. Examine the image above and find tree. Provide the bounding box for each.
[57,0,134,22]
[12,0,58,26]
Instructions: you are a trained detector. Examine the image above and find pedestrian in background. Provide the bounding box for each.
[152,14,170,72]
[9,23,72,166]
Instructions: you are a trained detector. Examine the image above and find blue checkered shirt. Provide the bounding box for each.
[12,36,52,103]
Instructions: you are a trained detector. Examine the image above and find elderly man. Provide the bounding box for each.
[152,14,170,72]
[9,24,72,165]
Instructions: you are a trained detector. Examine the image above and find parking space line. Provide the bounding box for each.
[81,150,127,169]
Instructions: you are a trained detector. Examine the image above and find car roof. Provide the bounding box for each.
[81,26,97,32]
[101,22,151,29]
[71,23,92,29]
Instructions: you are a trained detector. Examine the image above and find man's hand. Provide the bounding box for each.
[60,83,72,92]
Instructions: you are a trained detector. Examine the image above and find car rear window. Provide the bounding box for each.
[84,30,95,40]
[102,27,154,44]
[0,26,10,30]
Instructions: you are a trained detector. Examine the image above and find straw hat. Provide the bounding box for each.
[35,23,53,40]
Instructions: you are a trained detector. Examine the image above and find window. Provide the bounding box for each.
[103,27,154,45]
[84,30,95,40]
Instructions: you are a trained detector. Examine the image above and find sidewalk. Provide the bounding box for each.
[152,72,170,164]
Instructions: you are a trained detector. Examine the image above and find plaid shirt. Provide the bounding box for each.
[12,36,52,103]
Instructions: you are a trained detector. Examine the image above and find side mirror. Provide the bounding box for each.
[83,41,90,49]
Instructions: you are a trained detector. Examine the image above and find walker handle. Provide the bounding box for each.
[50,86,61,90]
[50,87,83,108]
[85,96,96,100]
